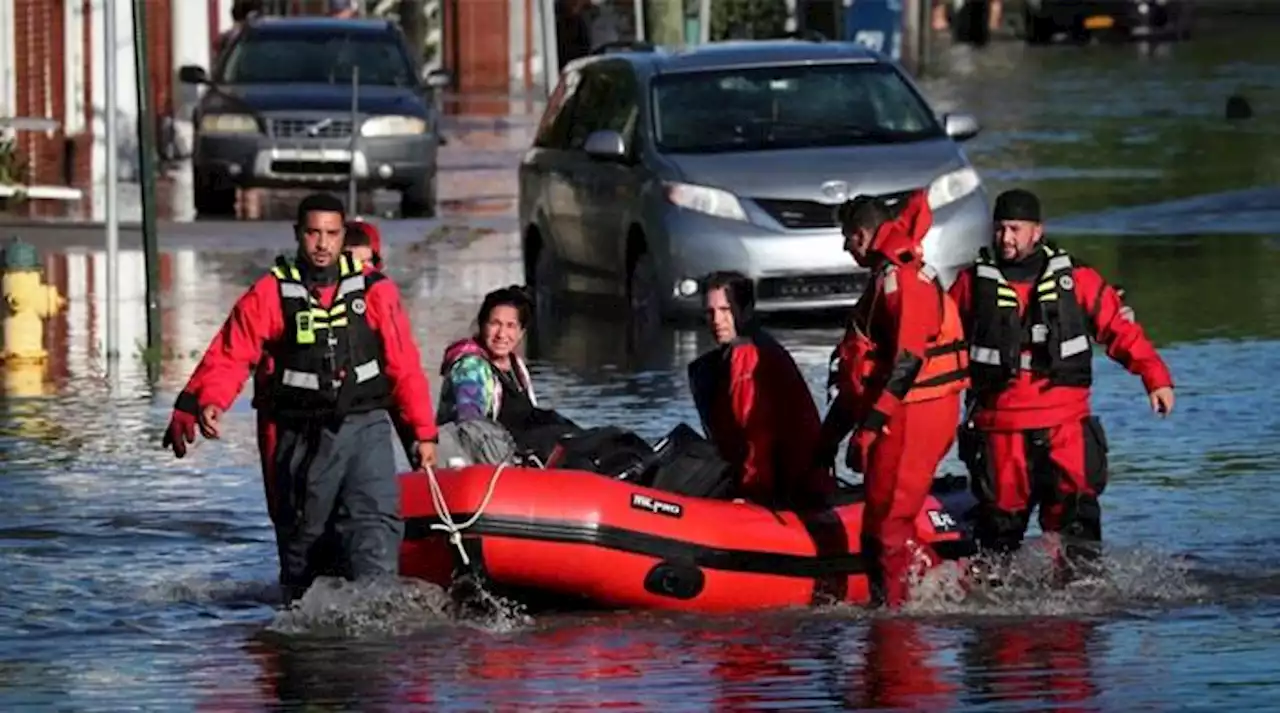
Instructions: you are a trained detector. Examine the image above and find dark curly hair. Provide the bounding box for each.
[835,195,891,234]
[477,285,533,330]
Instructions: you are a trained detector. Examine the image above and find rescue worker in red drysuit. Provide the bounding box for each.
[687,271,835,509]
[950,188,1175,578]
[817,189,970,608]
[249,218,398,579]
[161,193,439,602]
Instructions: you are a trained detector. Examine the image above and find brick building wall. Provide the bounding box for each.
[8,0,174,217]
[13,0,68,216]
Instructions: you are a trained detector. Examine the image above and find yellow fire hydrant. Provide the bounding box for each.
[2,237,66,365]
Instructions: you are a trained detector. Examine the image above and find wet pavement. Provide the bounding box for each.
[4,23,1280,712]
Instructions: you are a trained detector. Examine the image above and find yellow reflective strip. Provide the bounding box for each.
[328,303,348,316]
[290,266,301,281]
[1037,281,1055,293]
[997,300,1019,308]
[329,317,349,328]
[271,266,286,279]
[1039,294,1058,302]
[352,257,364,273]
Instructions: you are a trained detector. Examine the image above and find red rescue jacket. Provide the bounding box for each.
[689,329,833,509]
[949,246,1173,431]
[823,191,970,446]
[176,256,438,443]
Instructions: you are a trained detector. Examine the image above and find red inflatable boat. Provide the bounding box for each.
[398,465,977,613]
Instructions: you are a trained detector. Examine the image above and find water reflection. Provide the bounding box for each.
[228,614,1111,711]
[961,619,1101,711]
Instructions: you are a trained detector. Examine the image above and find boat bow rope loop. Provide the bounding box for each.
[425,462,509,567]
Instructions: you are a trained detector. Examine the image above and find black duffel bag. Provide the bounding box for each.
[647,423,735,499]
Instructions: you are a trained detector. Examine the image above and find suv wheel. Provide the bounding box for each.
[400,174,437,218]
[1024,9,1056,44]
[193,166,236,217]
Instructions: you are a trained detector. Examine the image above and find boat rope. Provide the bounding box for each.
[424,461,508,567]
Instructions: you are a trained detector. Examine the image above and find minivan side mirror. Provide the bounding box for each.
[943,112,981,141]
[583,130,627,161]
[423,68,452,89]
[179,65,210,85]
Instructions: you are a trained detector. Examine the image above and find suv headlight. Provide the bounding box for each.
[663,182,748,222]
[199,113,258,134]
[361,116,428,137]
[927,167,982,209]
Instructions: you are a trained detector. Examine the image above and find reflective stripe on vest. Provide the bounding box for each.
[280,359,382,391]
[273,255,365,349]
[902,264,970,404]
[267,253,391,418]
[968,244,1093,389]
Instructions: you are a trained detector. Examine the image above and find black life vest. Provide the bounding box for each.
[267,253,392,420]
[968,243,1093,393]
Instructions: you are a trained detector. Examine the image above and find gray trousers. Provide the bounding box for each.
[271,409,401,600]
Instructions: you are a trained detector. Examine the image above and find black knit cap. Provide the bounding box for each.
[993,189,1042,223]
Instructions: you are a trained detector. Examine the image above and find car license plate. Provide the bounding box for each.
[1084,15,1114,29]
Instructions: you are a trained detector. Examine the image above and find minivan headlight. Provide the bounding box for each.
[663,182,748,222]
[927,167,982,209]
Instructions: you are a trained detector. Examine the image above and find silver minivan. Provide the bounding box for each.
[519,39,991,320]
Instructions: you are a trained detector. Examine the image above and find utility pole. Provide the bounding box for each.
[348,66,360,213]
[104,0,120,371]
[132,0,162,373]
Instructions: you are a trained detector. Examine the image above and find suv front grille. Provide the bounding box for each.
[269,117,355,139]
[753,189,919,230]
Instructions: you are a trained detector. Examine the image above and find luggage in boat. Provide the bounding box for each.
[397,465,978,613]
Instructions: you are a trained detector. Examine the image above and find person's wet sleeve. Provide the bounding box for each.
[1077,266,1174,392]
[189,275,282,412]
[367,279,439,442]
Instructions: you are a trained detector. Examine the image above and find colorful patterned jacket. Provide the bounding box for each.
[436,337,537,424]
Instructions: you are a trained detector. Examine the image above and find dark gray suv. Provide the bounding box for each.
[519,39,991,320]
[180,17,449,217]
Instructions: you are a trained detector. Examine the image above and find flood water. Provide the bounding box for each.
[4,25,1280,711]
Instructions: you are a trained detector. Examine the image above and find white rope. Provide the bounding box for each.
[424,461,508,567]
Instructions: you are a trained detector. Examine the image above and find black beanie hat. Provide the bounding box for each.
[993,189,1042,223]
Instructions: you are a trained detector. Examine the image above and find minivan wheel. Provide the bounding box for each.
[627,251,662,328]
[530,238,561,319]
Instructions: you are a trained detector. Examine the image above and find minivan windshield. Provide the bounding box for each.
[651,63,943,154]
[218,30,416,86]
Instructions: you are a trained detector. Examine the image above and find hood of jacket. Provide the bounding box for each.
[870,189,933,268]
[440,336,488,375]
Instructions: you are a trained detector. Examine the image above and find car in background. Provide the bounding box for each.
[518,39,991,321]
[1004,0,1192,43]
[180,17,450,217]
